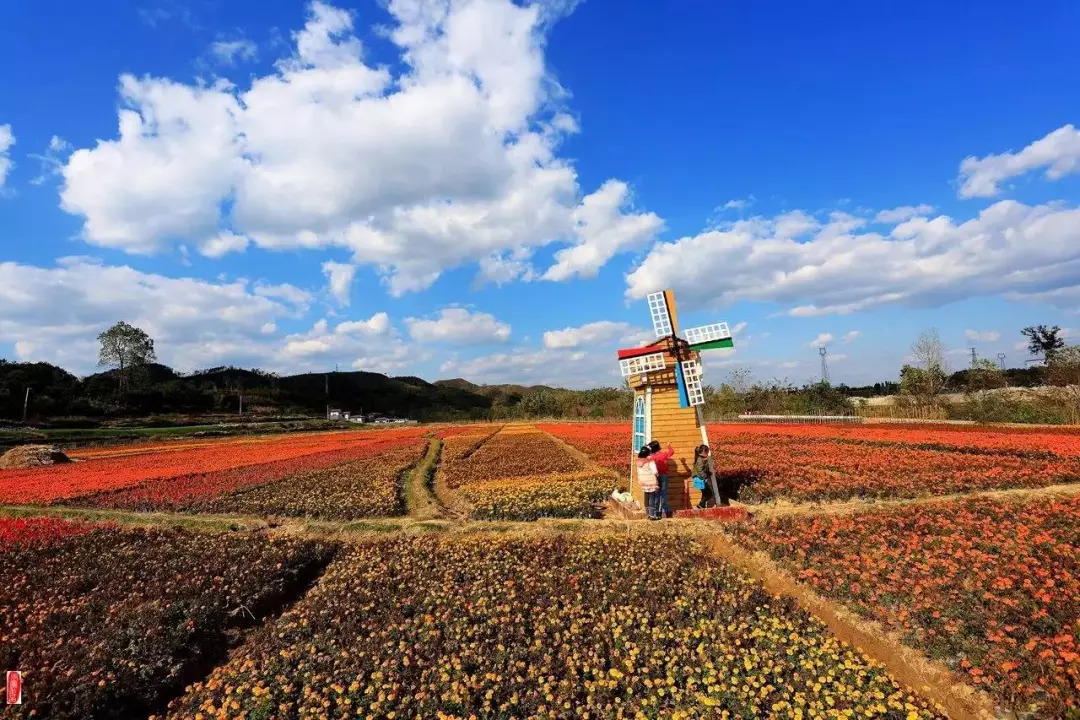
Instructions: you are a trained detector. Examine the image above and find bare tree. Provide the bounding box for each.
[901,329,949,400]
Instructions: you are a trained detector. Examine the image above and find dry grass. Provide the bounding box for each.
[0,444,71,469]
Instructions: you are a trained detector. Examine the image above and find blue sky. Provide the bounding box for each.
[1,0,1079,388]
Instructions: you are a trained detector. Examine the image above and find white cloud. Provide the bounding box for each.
[439,346,614,388]
[60,0,653,294]
[0,258,308,373]
[543,320,636,349]
[199,230,249,258]
[321,261,356,305]
[722,196,755,211]
[29,136,72,186]
[842,330,860,343]
[336,312,390,335]
[627,200,1080,316]
[60,76,244,253]
[210,39,257,65]
[279,313,410,372]
[873,204,933,224]
[806,332,833,348]
[475,250,536,287]
[406,307,510,344]
[731,321,748,336]
[958,124,1080,198]
[965,329,1000,342]
[543,180,662,281]
[253,281,313,310]
[0,124,14,189]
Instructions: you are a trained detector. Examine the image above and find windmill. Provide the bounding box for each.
[615,289,735,511]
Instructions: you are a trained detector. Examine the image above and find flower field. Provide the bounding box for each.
[539,422,1080,503]
[0,515,107,550]
[0,427,428,505]
[203,438,427,519]
[538,422,628,472]
[1,519,336,719]
[436,424,618,520]
[728,496,1080,717]
[165,534,944,719]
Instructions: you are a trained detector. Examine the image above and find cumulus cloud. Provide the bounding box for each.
[276,313,417,374]
[958,124,1080,198]
[439,346,614,388]
[199,230,249,258]
[210,38,257,65]
[406,307,511,344]
[0,124,14,189]
[627,200,1080,316]
[0,257,308,373]
[543,180,662,281]
[873,204,933,224]
[806,332,833,348]
[336,313,390,335]
[542,320,638,349]
[59,0,656,294]
[842,330,860,343]
[321,261,356,306]
[965,329,1001,342]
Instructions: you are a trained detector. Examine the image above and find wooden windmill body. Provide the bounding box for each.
[616,290,734,511]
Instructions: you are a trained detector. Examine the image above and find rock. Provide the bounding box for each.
[0,445,72,470]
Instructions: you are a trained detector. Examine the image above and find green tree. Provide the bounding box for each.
[98,321,157,391]
[1045,345,1080,423]
[965,359,1007,393]
[1021,325,1065,363]
[900,329,949,400]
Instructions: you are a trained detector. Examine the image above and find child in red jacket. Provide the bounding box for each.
[648,440,675,517]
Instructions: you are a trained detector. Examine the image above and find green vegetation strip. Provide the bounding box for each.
[403,437,444,520]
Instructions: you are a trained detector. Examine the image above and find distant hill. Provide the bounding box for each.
[0,359,630,424]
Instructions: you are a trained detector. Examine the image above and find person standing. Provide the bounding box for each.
[635,446,661,520]
[647,440,675,517]
[692,444,728,508]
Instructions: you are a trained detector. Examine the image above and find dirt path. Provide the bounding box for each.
[706,533,1002,720]
[403,438,444,521]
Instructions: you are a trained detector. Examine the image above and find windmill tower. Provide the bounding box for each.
[615,290,735,510]
[819,346,830,384]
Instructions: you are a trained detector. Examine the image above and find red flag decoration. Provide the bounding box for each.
[6,671,22,704]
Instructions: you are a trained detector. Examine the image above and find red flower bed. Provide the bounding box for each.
[712,431,1080,503]
[0,516,107,551]
[729,496,1080,717]
[537,423,628,472]
[69,433,428,512]
[0,428,427,505]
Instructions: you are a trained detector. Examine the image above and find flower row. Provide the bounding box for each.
[0,426,429,505]
[1,519,336,718]
[727,495,1080,717]
[204,439,427,519]
[165,534,944,719]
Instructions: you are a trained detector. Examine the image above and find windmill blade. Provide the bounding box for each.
[680,359,705,406]
[647,291,673,337]
[684,323,731,345]
[619,352,666,377]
